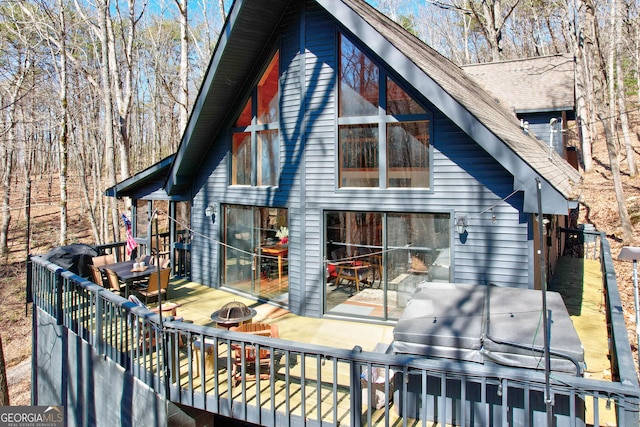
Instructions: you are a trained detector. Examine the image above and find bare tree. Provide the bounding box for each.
[19,0,73,245]
[97,0,119,242]
[613,0,637,176]
[425,0,521,61]
[583,0,634,243]
[175,0,189,134]
[0,336,9,405]
[218,0,226,23]
[54,1,69,245]
[0,4,34,255]
[565,0,594,171]
[466,0,521,61]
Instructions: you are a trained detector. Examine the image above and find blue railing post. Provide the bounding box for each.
[26,255,33,305]
[55,268,63,326]
[95,288,103,355]
[350,345,363,427]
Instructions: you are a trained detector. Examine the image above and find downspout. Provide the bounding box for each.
[549,118,558,159]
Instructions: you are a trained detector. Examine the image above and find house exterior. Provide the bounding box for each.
[108,0,581,322]
[461,55,577,161]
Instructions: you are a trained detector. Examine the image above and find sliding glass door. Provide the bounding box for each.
[325,211,450,320]
[223,205,289,303]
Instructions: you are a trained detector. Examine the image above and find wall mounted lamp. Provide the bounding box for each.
[456,215,468,236]
[205,204,217,223]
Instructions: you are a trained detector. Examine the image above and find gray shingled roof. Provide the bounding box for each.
[338,0,581,201]
[462,55,575,113]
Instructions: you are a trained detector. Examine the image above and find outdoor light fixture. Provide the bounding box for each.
[205,204,217,223]
[455,215,468,236]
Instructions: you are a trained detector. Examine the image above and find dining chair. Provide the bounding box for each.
[128,295,184,351]
[104,268,126,296]
[136,268,170,304]
[368,254,383,288]
[158,257,171,269]
[92,254,115,267]
[334,260,373,295]
[229,323,279,386]
[89,264,105,287]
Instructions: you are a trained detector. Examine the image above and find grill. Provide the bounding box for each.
[210,301,257,329]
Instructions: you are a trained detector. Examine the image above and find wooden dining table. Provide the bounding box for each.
[260,244,288,289]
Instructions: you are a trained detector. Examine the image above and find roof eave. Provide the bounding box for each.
[105,155,175,199]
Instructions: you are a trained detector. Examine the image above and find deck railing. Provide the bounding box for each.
[28,230,639,426]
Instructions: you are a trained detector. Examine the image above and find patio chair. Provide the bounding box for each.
[229,323,279,386]
[158,257,171,269]
[104,268,126,296]
[334,260,373,295]
[136,268,170,304]
[128,295,185,350]
[89,264,105,287]
[92,254,115,267]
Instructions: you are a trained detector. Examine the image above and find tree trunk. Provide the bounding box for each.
[0,335,9,405]
[57,4,68,246]
[106,0,136,183]
[613,0,637,176]
[0,146,12,256]
[585,0,635,244]
[568,0,593,172]
[218,0,226,23]
[0,50,29,255]
[99,0,119,242]
[177,0,189,135]
[25,169,32,255]
[601,116,634,243]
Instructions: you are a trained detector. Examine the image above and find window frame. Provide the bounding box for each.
[337,32,433,190]
[230,51,280,188]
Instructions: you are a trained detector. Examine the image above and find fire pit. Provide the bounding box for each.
[210,301,257,329]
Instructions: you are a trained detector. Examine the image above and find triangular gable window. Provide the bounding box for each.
[231,51,280,187]
[338,34,431,189]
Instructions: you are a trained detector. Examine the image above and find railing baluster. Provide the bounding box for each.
[300,351,306,427]
[593,391,600,427]
[440,372,447,426]
[501,378,508,427]
[332,356,338,427]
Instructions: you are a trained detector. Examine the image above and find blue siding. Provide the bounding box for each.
[299,2,337,316]
[280,4,305,313]
[189,1,536,317]
[521,112,564,157]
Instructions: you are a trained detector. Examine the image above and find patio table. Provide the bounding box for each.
[260,244,288,289]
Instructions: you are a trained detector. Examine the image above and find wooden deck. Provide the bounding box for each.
[161,279,396,353]
[143,256,614,425]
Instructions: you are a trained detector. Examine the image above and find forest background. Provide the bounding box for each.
[1,0,639,405]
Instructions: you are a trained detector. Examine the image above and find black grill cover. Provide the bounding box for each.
[43,244,99,278]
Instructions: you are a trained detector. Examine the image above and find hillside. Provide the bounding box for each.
[2,134,640,404]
